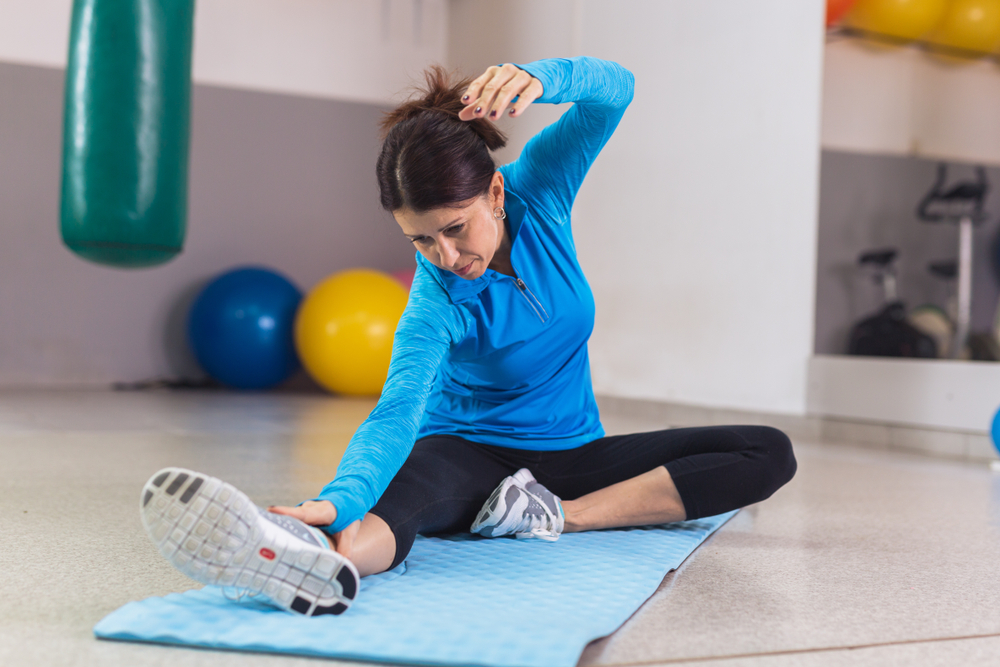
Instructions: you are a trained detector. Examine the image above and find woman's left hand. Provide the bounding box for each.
[458,63,544,122]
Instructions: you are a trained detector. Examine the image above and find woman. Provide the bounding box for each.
[141,57,796,617]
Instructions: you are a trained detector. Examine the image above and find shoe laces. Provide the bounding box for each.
[527,527,560,541]
[512,501,561,541]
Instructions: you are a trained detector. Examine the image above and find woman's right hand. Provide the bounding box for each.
[458,63,544,122]
[268,500,361,559]
[269,499,336,525]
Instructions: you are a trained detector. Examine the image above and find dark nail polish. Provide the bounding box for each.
[509,108,516,115]
[462,95,469,102]
[490,110,497,118]
[475,106,482,114]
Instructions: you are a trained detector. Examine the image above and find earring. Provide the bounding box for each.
[493,207,507,220]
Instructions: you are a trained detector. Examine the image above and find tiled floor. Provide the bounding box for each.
[3,389,1000,666]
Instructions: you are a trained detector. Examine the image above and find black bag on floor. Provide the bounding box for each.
[848,302,938,358]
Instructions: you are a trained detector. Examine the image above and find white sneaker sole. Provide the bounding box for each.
[140,467,359,616]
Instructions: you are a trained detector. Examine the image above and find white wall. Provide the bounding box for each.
[0,0,828,409]
[0,0,447,104]
[822,37,1000,165]
[450,0,826,415]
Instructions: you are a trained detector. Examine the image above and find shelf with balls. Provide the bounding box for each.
[827,0,1000,63]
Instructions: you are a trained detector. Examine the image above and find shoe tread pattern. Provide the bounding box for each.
[141,467,358,616]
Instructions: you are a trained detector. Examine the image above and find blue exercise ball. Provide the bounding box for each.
[993,406,1000,457]
[188,266,303,389]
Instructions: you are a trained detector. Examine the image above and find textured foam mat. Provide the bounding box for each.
[95,511,736,667]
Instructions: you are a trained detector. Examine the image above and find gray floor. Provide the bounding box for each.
[3,389,1000,667]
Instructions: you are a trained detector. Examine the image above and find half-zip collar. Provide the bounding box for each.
[511,274,550,323]
[417,190,530,305]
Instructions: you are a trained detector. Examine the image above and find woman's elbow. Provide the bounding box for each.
[614,63,635,108]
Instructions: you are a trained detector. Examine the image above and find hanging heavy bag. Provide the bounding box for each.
[60,0,195,268]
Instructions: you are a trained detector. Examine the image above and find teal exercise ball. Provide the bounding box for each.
[188,267,303,390]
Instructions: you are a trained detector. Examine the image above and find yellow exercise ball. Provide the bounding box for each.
[927,0,1000,54]
[295,269,409,396]
[845,0,948,41]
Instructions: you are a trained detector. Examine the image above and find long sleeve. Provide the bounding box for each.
[312,266,470,533]
[502,57,635,223]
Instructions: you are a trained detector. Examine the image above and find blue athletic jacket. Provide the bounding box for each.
[316,57,635,533]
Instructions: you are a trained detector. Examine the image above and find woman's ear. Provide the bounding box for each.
[491,171,505,209]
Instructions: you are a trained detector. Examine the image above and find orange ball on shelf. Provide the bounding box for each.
[827,0,859,27]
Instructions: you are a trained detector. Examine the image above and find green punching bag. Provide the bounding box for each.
[60,0,195,268]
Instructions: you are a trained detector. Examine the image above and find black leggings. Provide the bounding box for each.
[369,426,797,570]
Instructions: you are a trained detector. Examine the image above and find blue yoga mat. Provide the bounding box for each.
[95,511,736,667]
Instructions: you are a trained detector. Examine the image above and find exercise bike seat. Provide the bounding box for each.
[858,248,897,267]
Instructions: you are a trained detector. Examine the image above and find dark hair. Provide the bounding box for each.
[376,65,508,213]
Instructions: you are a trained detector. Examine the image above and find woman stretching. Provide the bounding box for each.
[141,57,796,617]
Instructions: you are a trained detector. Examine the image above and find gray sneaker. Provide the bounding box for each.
[471,468,565,541]
[140,467,359,616]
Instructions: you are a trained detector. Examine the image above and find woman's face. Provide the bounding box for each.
[394,172,506,281]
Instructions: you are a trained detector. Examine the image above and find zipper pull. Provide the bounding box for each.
[510,274,548,323]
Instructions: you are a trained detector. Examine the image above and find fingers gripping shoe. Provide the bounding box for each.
[470,468,565,541]
[140,467,359,616]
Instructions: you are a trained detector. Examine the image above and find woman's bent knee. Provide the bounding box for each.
[757,426,796,496]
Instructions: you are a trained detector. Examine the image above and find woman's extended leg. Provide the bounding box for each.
[335,513,397,577]
[537,425,797,530]
[366,435,523,571]
[277,435,523,576]
[268,504,398,577]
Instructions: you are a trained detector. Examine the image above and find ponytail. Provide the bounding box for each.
[376,65,508,212]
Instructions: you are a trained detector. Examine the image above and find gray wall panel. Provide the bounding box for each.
[0,61,414,386]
